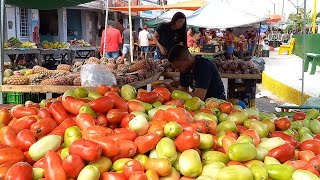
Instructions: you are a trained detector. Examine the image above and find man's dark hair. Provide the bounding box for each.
[168,44,189,62]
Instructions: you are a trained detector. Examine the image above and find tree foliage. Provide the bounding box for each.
[288,8,312,32]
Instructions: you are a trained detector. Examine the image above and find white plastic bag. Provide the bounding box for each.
[80,64,117,87]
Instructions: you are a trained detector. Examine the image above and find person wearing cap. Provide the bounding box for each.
[100,20,122,59]
[138,25,151,60]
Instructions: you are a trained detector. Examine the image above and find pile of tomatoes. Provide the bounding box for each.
[1,84,320,180]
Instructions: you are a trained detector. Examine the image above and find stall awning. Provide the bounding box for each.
[267,15,283,22]
[5,0,94,10]
[109,0,207,12]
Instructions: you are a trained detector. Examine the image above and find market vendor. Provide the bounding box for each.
[164,44,226,101]
[153,12,187,59]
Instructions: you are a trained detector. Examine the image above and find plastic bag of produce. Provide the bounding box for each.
[251,57,265,72]
[80,64,117,87]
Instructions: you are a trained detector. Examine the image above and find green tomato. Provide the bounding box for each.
[112,158,132,173]
[292,169,320,180]
[179,149,202,178]
[200,162,226,179]
[194,112,218,123]
[216,165,253,180]
[258,137,285,151]
[32,168,44,180]
[28,135,61,161]
[309,119,320,134]
[88,91,102,99]
[249,121,269,138]
[120,84,136,101]
[156,137,177,163]
[265,164,294,180]
[250,164,268,180]
[164,122,183,138]
[64,126,82,147]
[255,147,269,161]
[298,127,313,137]
[225,111,248,125]
[79,103,97,118]
[60,147,69,160]
[305,109,320,120]
[264,156,281,165]
[77,165,100,180]
[171,90,192,102]
[217,121,237,133]
[218,113,228,123]
[237,135,254,145]
[172,152,181,172]
[228,143,257,162]
[184,97,202,111]
[202,151,230,165]
[199,133,214,150]
[134,154,149,167]
[152,101,162,108]
[74,87,89,99]
[89,156,112,174]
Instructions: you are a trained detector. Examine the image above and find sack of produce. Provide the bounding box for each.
[80,64,116,87]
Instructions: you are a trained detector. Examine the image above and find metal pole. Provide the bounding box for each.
[128,0,134,62]
[0,0,5,104]
[301,0,307,104]
[103,0,109,58]
[282,0,285,16]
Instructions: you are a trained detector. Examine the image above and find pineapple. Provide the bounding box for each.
[73,77,81,86]
[6,75,29,85]
[128,60,150,73]
[85,57,100,64]
[116,64,128,75]
[57,64,71,72]
[27,73,47,85]
[40,78,59,85]
[33,66,49,74]
[55,77,69,85]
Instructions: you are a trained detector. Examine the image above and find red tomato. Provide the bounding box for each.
[222,136,236,153]
[293,112,306,121]
[284,160,307,170]
[108,129,137,142]
[49,101,69,124]
[62,154,85,178]
[33,158,45,168]
[30,117,57,139]
[38,108,52,119]
[121,114,135,128]
[109,86,120,93]
[89,96,114,113]
[4,162,33,180]
[194,121,209,133]
[152,109,166,121]
[164,108,194,123]
[268,143,295,163]
[96,84,110,95]
[106,109,128,124]
[134,133,161,154]
[153,87,171,103]
[206,120,217,135]
[111,140,137,162]
[308,155,320,173]
[298,150,316,162]
[148,124,165,138]
[164,99,185,107]
[0,108,13,126]
[50,118,77,138]
[128,101,145,113]
[123,160,145,179]
[195,108,212,114]
[0,126,17,147]
[24,151,35,165]
[219,102,233,114]
[236,125,248,134]
[89,136,119,157]
[300,140,320,155]
[62,98,85,115]
[95,113,108,127]
[75,113,95,130]
[137,92,159,103]
[299,164,320,176]
[241,129,261,147]
[0,147,25,165]
[270,131,298,148]
[0,163,11,179]
[82,126,114,140]
[69,140,102,162]
[174,131,200,152]
[101,172,127,180]
[106,92,128,111]
[212,136,219,150]
[12,107,38,119]
[179,123,198,132]
[16,129,36,151]
[129,171,148,180]
[274,117,291,130]
[43,150,67,180]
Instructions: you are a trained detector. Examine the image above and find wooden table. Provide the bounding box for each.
[70,46,97,60]
[4,49,42,67]
[40,49,73,65]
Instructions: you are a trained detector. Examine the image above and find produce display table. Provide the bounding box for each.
[70,46,97,60]
[39,49,72,65]
[4,48,42,67]
[191,51,225,59]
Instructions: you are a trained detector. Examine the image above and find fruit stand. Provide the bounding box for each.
[39,49,72,65]
[69,46,97,59]
[4,49,42,67]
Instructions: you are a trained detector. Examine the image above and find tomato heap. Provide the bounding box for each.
[1,84,320,180]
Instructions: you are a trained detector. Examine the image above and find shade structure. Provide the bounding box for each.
[267,15,283,23]
[144,19,165,28]
[5,0,94,10]
[109,0,207,12]
[158,9,194,21]
[187,1,268,29]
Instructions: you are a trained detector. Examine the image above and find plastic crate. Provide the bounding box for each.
[3,92,25,104]
[25,93,46,103]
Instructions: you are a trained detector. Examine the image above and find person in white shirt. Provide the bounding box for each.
[138,25,151,60]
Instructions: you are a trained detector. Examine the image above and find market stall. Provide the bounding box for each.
[4,48,42,68]
[70,46,97,59]
[40,49,72,65]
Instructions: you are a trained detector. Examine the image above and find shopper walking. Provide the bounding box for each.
[100,20,122,59]
[121,26,133,60]
[153,12,187,59]
[138,25,151,60]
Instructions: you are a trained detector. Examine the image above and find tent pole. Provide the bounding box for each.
[312,0,317,34]
[0,0,4,104]
[128,0,134,62]
[301,0,307,104]
[103,0,109,58]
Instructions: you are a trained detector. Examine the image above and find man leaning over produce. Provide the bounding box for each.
[160,44,226,101]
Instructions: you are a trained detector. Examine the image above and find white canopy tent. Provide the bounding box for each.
[186,1,268,29]
[158,9,194,22]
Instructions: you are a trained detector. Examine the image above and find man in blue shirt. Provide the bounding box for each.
[166,45,226,100]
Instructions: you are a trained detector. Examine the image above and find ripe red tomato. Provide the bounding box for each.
[134,133,161,154]
[89,96,114,113]
[136,92,159,103]
[241,129,261,146]
[101,172,126,180]
[206,120,217,135]
[293,112,306,121]
[0,126,17,147]
[75,113,95,130]
[106,92,128,111]
[128,101,145,113]
[194,120,209,133]
[4,162,33,180]
[12,107,38,119]
[82,126,113,140]
[62,154,85,178]
[50,118,77,139]
[298,150,316,162]
[219,102,233,114]
[174,131,200,152]
[274,117,291,130]
[120,114,135,128]
[299,164,320,176]
[62,98,85,115]
[69,140,102,162]
[38,108,52,119]
[33,158,45,168]
[89,136,119,157]
[153,87,171,103]
[129,171,148,180]
[106,109,129,124]
[48,101,69,124]
[30,117,57,139]
[111,140,137,162]
[300,140,320,155]
[0,163,11,179]
[308,155,320,173]
[95,113,108,127]
[108,129,137,142]
[270,131,298,148]
[0,108,13,126]
[268,143,295,163]
[43,150,67,180]
[96,84,110,95]
[123,160,145,179]
[16,129,36,151]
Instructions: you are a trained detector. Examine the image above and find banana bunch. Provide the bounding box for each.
[20,41,37,49]
[188,47,201,53]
